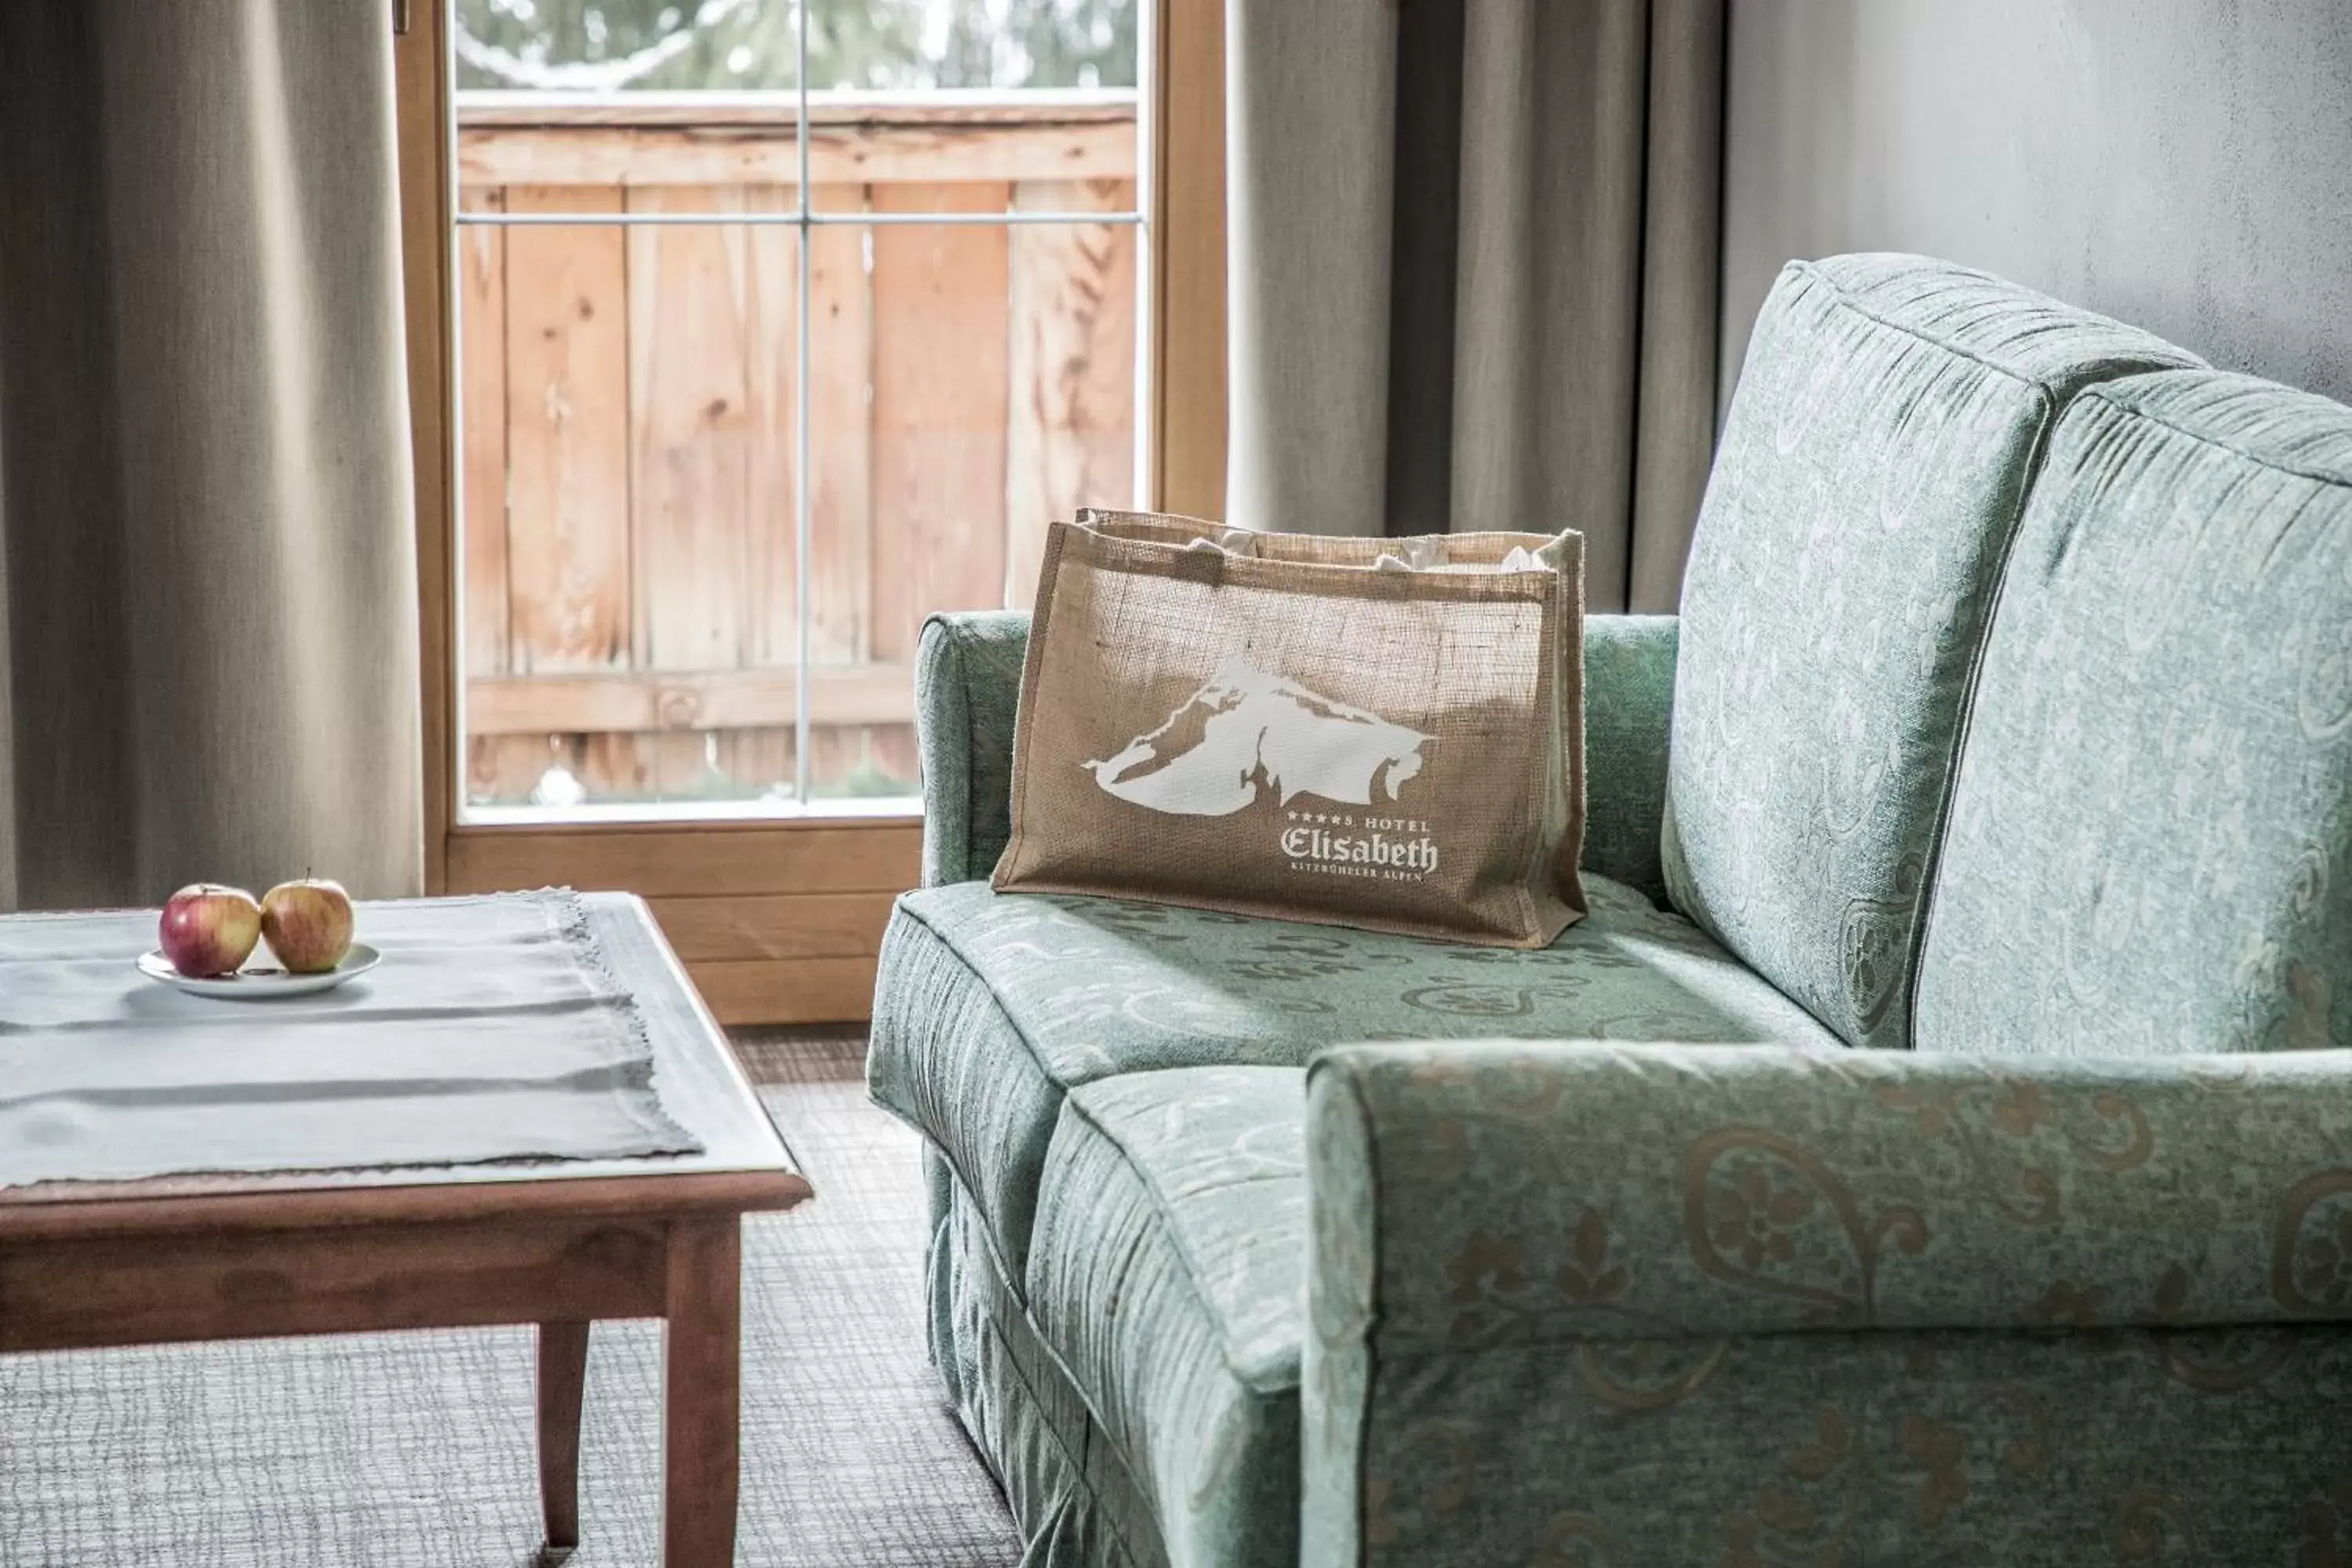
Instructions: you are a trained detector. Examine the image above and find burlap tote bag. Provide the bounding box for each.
[991,510,1587,947]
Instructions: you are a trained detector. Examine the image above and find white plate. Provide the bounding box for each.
[136,944,381,999]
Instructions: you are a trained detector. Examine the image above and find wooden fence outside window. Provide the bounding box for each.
[456,93,1138,809]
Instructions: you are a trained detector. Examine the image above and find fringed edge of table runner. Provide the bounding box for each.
[543,886,706,1157]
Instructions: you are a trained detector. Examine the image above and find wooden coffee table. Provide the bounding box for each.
[0,893,810,1566]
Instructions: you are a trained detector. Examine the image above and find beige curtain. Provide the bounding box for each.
[1225,0,1722,612]
[0,0,422,910]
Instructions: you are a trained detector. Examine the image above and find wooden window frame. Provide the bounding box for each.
[391,2,1225,1024]
[1149,0,1227,521]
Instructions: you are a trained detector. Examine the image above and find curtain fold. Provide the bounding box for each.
[1224,0,1399,539]
[1225,0,1723,612]
[0,0,422,910]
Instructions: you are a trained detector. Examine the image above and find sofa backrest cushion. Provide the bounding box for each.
[1661,254,2200,1050]
[1916,371,2352,1054]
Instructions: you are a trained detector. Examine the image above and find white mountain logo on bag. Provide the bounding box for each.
[1083,659,1430,817]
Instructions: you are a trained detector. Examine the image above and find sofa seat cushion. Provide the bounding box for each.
[1918,370,2352,1054]
[1028,1066,1308,1568]
[1664,254,2200,1051]
[867,873,1838,1281]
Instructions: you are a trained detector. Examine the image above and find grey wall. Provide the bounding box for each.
[1721,0,2352,417]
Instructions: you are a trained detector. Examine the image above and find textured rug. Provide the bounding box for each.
[0,1031,1022,1567]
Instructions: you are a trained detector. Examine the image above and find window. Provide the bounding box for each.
[393,0,1221,1021]
[450,0,1143,818]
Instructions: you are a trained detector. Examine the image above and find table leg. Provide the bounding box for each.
[537,1319,591,1549]
[662,1217,742,1567]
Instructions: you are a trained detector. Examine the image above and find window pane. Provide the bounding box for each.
[460,210,812,813]
[805,0,1138,93]
[858,197,1139,691]
[455,1,1142,96]
[455,0,799,93]
[459,207,1138,815]
[451,20,1142,822]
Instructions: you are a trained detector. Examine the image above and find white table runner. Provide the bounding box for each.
[0,892,703,1188]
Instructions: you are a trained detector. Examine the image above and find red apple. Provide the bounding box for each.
[159,884,263,978]
[261,878,354,974]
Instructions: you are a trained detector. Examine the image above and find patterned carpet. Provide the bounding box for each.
[0,1031,1022,1567]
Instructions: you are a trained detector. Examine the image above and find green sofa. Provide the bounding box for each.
[867,254,2352,1566]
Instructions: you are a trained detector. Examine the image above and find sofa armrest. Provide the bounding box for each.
[1303,1040,2352,1562]
[1580,614,1677,902]
[1309,1038,2351,1348]
[913,611,1029,886]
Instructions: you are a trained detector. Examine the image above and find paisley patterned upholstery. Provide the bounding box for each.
[1917,371,2352,1054]
[868,873,1838,1279]
[1661,255,2201,1051]
[1578,614,1679,903]
[1029,1068,1307,1568]
[927,1158,1168,1568]
[914,610,1029,886]
[1304,1040,2352,1565]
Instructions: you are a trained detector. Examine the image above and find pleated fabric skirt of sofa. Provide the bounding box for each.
[922,1145,1171,1568]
